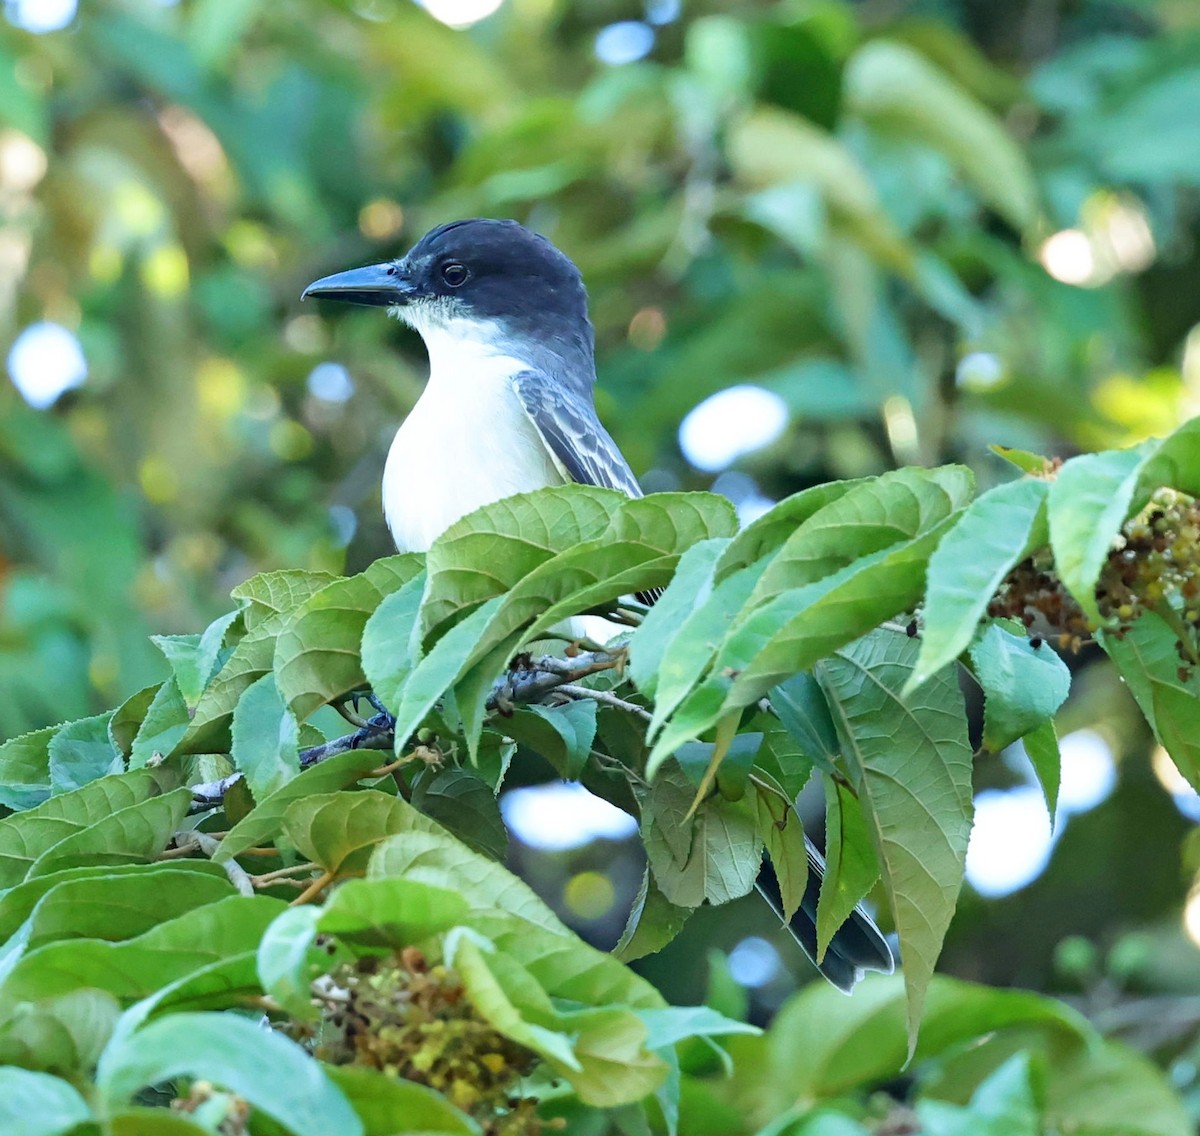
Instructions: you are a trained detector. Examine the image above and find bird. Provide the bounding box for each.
[302,217,894,991]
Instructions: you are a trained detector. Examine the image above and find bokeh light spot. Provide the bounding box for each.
[628,306,666,351]
[0,130,47,191]
[956,351,1004,391]
[679,385,789,472]
[1057,729,1116,815]
[358,198,406,241]
[502,782,638,851]
[595,21,654,65]
[965,786,1057,898]
[329,504,357,548]
[564,870,616,920]
[417,0,503,29]
[307,362,355,403]
[7,321,87,408]
[269,419,314,461]
[140,243,190,298]
[139,455,179,504]
[196,357,247,419]
[728,937,781,988]
[5,0,76,33]
[1039,229,1097,286]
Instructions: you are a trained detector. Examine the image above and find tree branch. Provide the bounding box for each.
[188,649,626,812]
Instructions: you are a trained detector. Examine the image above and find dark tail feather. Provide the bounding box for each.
[756,839,894,993]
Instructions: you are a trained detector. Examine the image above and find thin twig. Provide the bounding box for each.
[555,683,653,722]
[167,830,254,896]
[188,649,628,812]
[250,862,321,888]
[290,870,334,906]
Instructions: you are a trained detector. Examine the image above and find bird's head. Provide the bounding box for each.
[302,218,594,372]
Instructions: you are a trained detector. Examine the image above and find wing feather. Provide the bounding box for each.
[511,370,660,606]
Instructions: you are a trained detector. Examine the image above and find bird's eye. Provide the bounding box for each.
[441,262,469,287]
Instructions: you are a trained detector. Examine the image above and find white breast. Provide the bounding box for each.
[381,325,565,553]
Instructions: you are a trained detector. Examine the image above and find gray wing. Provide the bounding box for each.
[511,370,643,499]
[512,371,660,607]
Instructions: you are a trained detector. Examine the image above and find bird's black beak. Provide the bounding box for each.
[301,261,417,307]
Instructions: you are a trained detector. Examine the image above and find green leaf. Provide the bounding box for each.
[420,484,622,639]
[504,700,598,780]
[635,1004,759,1050]
[0,1067,91,1136]
[913,477,1049,689]
[1098,612,1200,790]
[324,1065,481,1136]
[282,789,434,875]
[628,538,727,698]
[728,107,913,270]
[96,1011,363,1136]
[449,934,581,1068]
[1022,719,1061,823]
[551,1003,669,1107]
[128,678,191,770]
[816,631,973,1051]
[0,769,181,890]
[763,973,1087,1106]
[150,609,237,709]
[230,673,300,799]
[411,768,507,859]
[389,596,506,750]
[770,672,841,775]
[20,867,234,952]
[747,466,974,612]
[27,787,192,880]
[753,780,808,923]
[450,496,738,731]
[1044,1037,1191,1136]
[47,713,120,795]
[845,41,1037,231]
[214,749,388,863]
[715,480,869,583]
[360,571,427,714]
[0,862,229,946]
[816,777,880,962]
[969,623,1071,752]
[917,1052,1039,1136]
[0,727,55,811]
[1048,442,1154,623]
[231,568,338,632]
[0,989,121,1076]
[369,828,575,935]
[107,1108,212,1135]
[177,631,273,756]
[751,725,816,822]
[0,895,286,1004]
[640,763,762,907]
[257,877,467,1017]
[648,522,958,769]
[109,686,159,759]
[647,560,770,743]
[274,554,424,720]
[613,868,692,963]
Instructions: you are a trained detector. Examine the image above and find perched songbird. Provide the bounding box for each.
[303,218,894,990]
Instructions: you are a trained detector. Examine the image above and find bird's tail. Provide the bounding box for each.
[756,839,895,993]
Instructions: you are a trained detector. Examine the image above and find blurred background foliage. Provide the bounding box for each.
[4,0,1200,1121]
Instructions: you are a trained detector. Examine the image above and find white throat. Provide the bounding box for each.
[380,311,565,553]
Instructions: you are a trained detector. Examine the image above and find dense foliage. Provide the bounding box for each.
[5,0,1200,1132]
[2,418,1200,1133]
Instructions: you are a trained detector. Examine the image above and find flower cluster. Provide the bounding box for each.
[312,946,548,1136]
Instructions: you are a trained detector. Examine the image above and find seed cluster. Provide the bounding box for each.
[1095,489,1200,629]
[988,489,1200,659]
[313,945,549,1136]
[986,551,1091,648]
